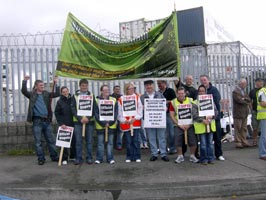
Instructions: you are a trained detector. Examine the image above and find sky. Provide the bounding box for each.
[0,0,266,48]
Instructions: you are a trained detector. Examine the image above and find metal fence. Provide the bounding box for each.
[1,41,266,123]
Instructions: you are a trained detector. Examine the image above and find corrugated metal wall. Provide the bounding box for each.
[1,41,266,123]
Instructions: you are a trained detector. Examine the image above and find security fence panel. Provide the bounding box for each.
[1,41,266,122]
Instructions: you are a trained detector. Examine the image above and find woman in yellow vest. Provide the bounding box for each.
[94,85,118,164]
[192,85,218,165]
[118,83,143,163]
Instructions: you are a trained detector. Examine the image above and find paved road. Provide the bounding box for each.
[0,141,266,200]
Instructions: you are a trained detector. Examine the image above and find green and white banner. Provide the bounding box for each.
[56,12,180,80]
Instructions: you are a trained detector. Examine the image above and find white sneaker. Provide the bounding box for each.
[189,155,199,163]
[62,160,67,165]
[95,160,101,164]
[140,144,144,149]
[136,159,141,163]
[109,160,115,164]
[125,159,131,163]
[175,155,184,163]
[218,156,225,161]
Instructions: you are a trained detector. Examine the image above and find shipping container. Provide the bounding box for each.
[119,7,234,46]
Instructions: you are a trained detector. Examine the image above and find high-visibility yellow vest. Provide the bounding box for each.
[171,97,193,121]
[95,96,117,130]
[257,87,266,120]
[193,99,216,134]
[73,94,94,122]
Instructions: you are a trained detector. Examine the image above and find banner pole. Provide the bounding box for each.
[82,123,86,137]
[130,117,133,136]
[184,130,188,145]
[105,126,108,143]
[58,147,64,166]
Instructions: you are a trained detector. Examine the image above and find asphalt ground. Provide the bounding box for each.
[0,140,266,200]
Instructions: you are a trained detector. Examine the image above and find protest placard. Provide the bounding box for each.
[56,126,74,148]
[99,99,115,121]
[144,98,166,128]
[178,104,193,125]
[198,94,215,116]
[77,95,93,116]
[122,95,137,116]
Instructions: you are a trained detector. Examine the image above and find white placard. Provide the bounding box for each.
[99,99,115,121]
[122,95,137,117]
[198,94,215,116]
[144,98,166,128]
[178,104,193,125]
[77,95,93,116]
[56,126,74,148]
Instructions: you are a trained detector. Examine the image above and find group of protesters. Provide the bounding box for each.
[21,73,266,166]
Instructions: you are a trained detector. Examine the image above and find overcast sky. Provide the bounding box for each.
[0,0,265,48]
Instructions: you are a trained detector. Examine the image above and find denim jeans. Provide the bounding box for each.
[96,128,114,162]
[259,120,266,158]
[74,123,94,163]
[146,128,167,157]
[115,122,123,148]
[139,119,147,145]
[166,113,175,153]
[124,129,141,160]
[32,118,58,161]
[199,132,214,163]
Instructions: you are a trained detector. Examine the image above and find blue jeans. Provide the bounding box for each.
[124,129,141,160]
[166,113,176,153]
[96,129,114,162]
[199,132,214,163]
[259,120,266,158]
[32,118,58,161]
[74,123,94,163]
[146,128,167,157]
[115,122,123,148]
[139,119,147,145]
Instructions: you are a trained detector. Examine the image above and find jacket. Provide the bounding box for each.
[94,95,118,129]
[206,82,221,119]
[232,86,251,119]
[21,80,60,122]
[71,90,95,125]
[54,94,74,127]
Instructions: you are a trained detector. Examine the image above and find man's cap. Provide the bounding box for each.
[144,80,154,85]
[255,77,264,82]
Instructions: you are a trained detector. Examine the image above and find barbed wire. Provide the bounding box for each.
[0,29,121,48]
[1,30,266,56]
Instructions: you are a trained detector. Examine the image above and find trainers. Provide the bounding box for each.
[95,160,101,164]
[189,155,199,163]
[140,144,144,149]
[136,159,141,163]
[218,156,225,161]
[125,159,131,163]
[175,155,184,163]
[109,160,115,164]
[62,160,68,165]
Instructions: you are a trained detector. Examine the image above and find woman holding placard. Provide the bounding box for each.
[55,86,76,165]
[94,85,118,164]
[192,85,218,165]
[117,83,143,163]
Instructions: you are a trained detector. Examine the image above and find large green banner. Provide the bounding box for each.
[56,12,180,80]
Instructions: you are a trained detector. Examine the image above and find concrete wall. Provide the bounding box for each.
[0,122,58,154]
